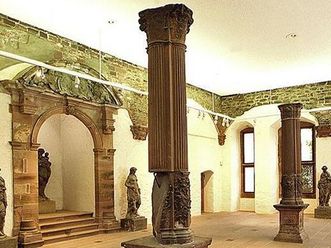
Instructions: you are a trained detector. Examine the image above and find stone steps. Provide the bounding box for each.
[39,211,100,245]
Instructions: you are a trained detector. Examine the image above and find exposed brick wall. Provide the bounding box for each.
[215,82,331,124]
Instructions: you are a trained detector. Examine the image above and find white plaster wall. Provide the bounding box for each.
[61,115,95,212]
[222,104,318,214]
[221,121,247,212]
[113,109,152,222]
[187,100,222,215]
[38,115,63,210]
[239,198,255,211]
[114,100,223,222]
[0,93,13,236]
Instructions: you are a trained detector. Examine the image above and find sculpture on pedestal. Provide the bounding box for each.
[315,165,331,218]
[318,166,331,207]
[125,167,141,219]
[121,167,147,232]
[38,148,51,200]
[0,174,7,238]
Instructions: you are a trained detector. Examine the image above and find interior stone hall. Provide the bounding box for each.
[0,1,331,248]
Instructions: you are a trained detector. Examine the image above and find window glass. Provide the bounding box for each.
[301,128,313,161]
[302,164,314,194]
[244,132,254,163]
[244,167,254,192]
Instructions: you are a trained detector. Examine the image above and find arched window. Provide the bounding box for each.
[240,128,255,198]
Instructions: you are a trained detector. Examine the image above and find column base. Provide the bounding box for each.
[121,235,212,248]
[99,213,121,233]
[0,236,17,248]
[18,220,44,248]
[314,206,331,219]
[121,216,147,231]
[273,204,309,243]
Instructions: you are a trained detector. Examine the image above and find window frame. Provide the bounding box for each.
[240,127,255,198]
[300,121,316,198]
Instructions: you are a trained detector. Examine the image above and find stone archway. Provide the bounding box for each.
[6,72,121,246]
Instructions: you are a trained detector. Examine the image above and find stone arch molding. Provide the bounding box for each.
[5,80,120,247]
[31,106,103,149]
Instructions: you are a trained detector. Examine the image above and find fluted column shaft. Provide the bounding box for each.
[139,4,194,245]
[279,103,304,205]
[139,4,193,173]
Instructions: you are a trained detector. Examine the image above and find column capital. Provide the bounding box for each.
[278,103,303,120]
[139,4,193,45]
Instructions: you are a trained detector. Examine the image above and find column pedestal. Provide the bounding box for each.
[274,204,309,243]
[18,220,44,248]
[121,236,212,248]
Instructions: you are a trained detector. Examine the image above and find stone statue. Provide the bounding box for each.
[125,167,141,219]
[38,148,52,200]
[317,165,331,207]
[0,173,7,237]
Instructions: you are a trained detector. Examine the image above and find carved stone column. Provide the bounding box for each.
[274,103,309,243]
[122,4,211,248]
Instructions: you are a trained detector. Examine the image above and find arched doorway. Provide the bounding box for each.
[201,170,214,213]
[38,114,95,213]
[8,65,121,246]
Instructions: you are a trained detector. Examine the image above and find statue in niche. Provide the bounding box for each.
[0,171,7,237]
[317,165,331,206]
[125,167,141,219]
[38,148,52,200]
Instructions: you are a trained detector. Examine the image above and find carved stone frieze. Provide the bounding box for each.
[18,66,121,105]
[130,125,148,140]
[139,4,193,45]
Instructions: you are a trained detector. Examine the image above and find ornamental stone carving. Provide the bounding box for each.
[130,125,148,141]
[139,4,193,45]
[278,103,303,120]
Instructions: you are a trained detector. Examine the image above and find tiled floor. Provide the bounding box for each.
[44,211,331,248]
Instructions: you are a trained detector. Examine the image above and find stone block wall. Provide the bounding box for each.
[214,82,331,124]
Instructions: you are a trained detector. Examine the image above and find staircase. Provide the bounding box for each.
[39,211,100,245]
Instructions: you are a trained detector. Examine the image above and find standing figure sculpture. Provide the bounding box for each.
[38,148,52,200]
[0,173,7,237]
[125,167,141,219]
[318,165,331,206]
